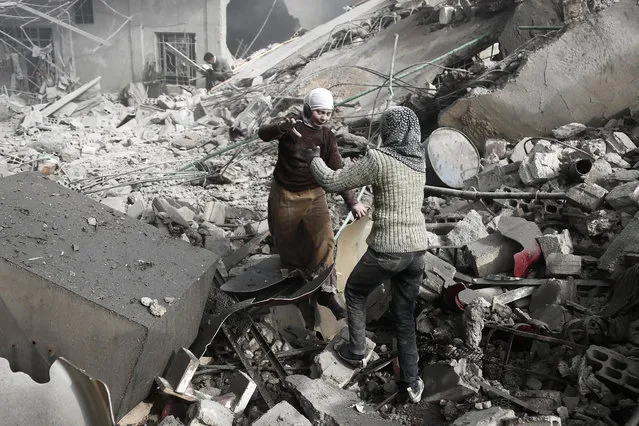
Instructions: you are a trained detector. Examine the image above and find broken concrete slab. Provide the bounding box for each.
[585,158,613,186]
[463,162,521,192]
[545,253,582,277]
[466,232,520,277]
[502,415,562,425]
[446,209,488,247]
[452,406,517,426]
[605,181,639,214]
[422,252,457,299]
[552,123,587,140]
[439,1,639,144]
[585,210,620,236]
[314,327,376,388]
[187,399,234,426]
[421,358,481,402]
[253,401,312,426]
[605,131,637,155]
[519,143,561,185]
[601,169,639,191]
[565,183,608,212]
[0,173,217,420]
[285,375,399,425]
[536,230,573,259]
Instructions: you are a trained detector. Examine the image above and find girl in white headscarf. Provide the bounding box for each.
[257,88,367,319]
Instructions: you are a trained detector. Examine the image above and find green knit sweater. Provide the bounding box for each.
[310,149,429,253]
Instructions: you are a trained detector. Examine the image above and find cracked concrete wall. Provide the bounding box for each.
[439,0,639,149]
[281,0,352,30]
[55,0,230,92]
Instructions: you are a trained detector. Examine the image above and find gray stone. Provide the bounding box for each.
[0,172,218,419]
[126,197,145,220]
[526,377,543,390]
[519,148,561,185]
[203,201,226,225]
[552,123,586,140]
[422,252,456,296]
[160,415,185,426]
[188,400,234,426]
[446,210,488,247]
[314,327,376,388]
[253,401,311,426]
[603,152,631,168]
[502,415,563,425]
[579,139,607,158]
[421,359,481,402]
[536,230,573,259]
[599,213,639,273]
[285,375,398,426]
[464,162,521,192]
[606,181,639,214]
[545,253,581,277]
[605,132,636,155]
[453,406,516,426]
[100,195,128,213]
[60,146,81,162]
[585,210,620,236]
[466,232,520,277]
[565,183,608,212]
[484,138,510,159]
[602,169,639,190]
[585,158,613,186]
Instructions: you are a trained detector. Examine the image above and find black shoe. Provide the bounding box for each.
[317,291,346,320]
[335,340,367,368]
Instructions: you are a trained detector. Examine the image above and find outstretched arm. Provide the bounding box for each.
[309,150,377,193]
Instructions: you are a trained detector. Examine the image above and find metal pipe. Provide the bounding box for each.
[518,26,563,30]
[335,34,489,107]
[424,185,566,200]
[568,159,593,181]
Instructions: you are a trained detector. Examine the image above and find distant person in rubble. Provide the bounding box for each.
[306,106,429,403]
[202,52,233,91]
[257,88,368,320]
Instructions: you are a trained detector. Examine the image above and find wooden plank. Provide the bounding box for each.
[40,77,101,117]
[221,230,269,270]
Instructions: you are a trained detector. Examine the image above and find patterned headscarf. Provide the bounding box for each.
[377,106,425,173]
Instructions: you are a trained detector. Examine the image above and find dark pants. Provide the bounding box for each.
[345,248,426,386]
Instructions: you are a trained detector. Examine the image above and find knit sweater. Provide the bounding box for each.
[258,122,357,208]
[310,149,429,253]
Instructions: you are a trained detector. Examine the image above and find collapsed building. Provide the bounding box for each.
[1,0,639,425]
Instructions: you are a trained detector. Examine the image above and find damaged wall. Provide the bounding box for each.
[438,0,639,147]
[281,0,353,30]
[55,0,231,92]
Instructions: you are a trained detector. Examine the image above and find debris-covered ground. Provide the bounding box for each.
[1,0,639,425]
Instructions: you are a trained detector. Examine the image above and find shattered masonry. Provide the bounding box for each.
[2,0,639,425]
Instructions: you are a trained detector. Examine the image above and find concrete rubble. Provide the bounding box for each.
[1,0,638,425]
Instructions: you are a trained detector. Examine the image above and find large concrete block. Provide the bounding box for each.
[0,173,218,420]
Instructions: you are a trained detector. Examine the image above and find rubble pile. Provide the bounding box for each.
[1,0,639,425]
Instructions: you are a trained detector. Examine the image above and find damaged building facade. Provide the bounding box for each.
[0,0,231,93]
[2,0,639,425]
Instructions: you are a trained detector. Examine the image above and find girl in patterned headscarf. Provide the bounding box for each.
[306,106,429,404]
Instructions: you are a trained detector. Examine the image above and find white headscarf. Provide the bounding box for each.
[305,88,334,111]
